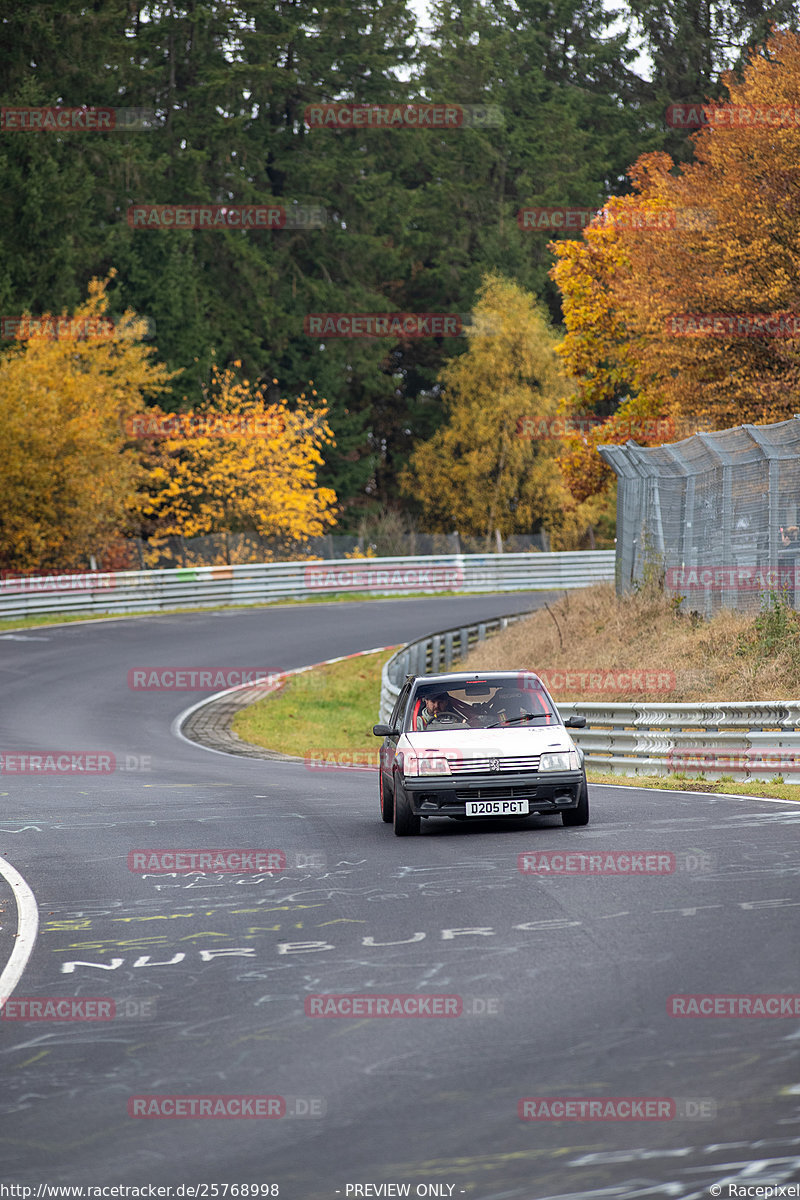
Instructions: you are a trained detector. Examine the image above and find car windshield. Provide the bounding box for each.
[406,678,556,732]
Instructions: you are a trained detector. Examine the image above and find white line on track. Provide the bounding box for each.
[0,855,39,1009]
[592,782,800,805]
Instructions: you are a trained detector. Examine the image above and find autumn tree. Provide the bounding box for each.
[551,26,800,501]
[0,0,695,525]
[3,0,785,528]
[401,274,598,548]
[626,0,800,162]
[134,365,338,560]
[550,182,679,501]
[0,276,176,572]
[615,59,800,433]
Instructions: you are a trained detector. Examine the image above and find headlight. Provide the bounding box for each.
[403,753,452,777]
[539,750,580,772]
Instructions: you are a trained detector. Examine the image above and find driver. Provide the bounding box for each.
[419,689,461,728]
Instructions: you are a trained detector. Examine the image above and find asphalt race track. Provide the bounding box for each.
[1,593,800,1197]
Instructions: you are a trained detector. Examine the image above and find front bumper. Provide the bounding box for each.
[402,770,584,817]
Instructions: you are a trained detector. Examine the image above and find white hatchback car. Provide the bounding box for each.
[373,670,588,836]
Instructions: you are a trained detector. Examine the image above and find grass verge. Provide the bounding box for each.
[230,646,800,801]
[0,612,116,631]
[586,769,800,801]
[232,647,397,760]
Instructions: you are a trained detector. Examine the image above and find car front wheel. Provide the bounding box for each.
[393,774,421,837]
[562,776,589,826]
[380,769,394,823]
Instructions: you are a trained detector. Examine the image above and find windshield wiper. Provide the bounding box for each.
[487,713,553,728]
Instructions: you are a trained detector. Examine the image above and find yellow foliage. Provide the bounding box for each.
[134,366,338,558]
[0,275,177,571]
[401,274,582,548]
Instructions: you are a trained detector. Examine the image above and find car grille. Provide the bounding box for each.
[452,784,544,801]
[448,754,541,775]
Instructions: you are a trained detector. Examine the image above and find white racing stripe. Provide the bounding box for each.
[0,855,39,1010]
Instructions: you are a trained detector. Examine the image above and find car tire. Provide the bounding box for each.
[562,776,589,826]
[380,769,394,823]
[393,774,420,837]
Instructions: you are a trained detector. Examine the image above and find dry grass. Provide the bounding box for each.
[460,582,800,701]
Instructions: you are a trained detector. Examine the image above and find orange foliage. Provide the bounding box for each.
[551,27,800,500]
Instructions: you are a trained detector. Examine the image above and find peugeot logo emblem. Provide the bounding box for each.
[489,758,500,772]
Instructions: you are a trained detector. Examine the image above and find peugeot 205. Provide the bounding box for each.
[372,671,588,836]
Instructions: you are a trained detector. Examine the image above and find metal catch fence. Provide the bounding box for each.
[600,415,800,615]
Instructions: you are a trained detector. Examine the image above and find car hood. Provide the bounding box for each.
[402,727,574,757]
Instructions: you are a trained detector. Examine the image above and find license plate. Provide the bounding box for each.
[465,799,530,817]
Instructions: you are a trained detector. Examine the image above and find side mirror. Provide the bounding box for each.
[564,715,586,728]
[373,724,398,737]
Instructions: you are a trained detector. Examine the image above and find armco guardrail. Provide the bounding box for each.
[0,551,614,620]
[558,701,800,783]
[378,610,536,724]
[379,621,800,783]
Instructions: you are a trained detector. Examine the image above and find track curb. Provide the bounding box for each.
[175,644,400,761]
